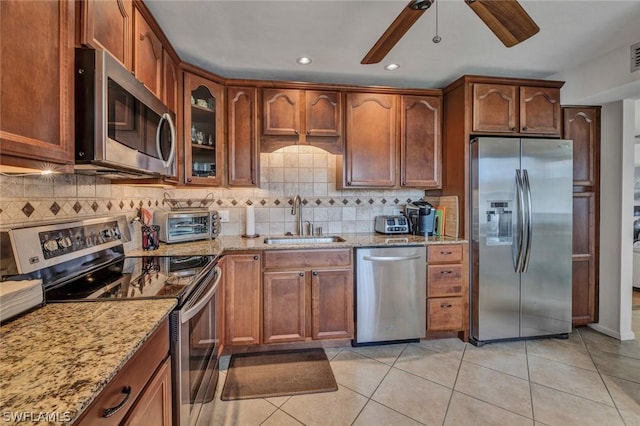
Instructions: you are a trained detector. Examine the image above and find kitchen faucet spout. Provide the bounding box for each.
[291,195,303,236]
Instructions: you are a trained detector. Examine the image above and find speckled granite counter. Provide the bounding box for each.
[126,233,466,257]
[0,299,176,425]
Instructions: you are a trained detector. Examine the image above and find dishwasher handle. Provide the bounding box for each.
[362,255,423,262]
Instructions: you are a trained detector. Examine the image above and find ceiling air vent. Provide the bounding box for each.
[632,41,640,73]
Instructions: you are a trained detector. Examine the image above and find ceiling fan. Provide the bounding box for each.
[361,0,540,64]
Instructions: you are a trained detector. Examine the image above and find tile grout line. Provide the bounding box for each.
[440,342,467,425]
[524,339,536,424]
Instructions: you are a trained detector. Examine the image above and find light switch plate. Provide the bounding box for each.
[218,210,229,222]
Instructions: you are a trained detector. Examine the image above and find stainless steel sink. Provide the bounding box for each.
[263,236,346,245]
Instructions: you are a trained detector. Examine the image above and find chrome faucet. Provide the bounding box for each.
[291,195,303,236]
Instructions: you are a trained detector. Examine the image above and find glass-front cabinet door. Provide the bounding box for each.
[184,72,224,185]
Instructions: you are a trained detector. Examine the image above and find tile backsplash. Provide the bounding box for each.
[0,145,424,236]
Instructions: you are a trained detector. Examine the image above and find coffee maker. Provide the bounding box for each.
[405,201,436,236]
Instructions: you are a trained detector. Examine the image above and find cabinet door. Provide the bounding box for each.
[122,357,172,426]
[80,0,133,69]
[520,86,561,135]
[0,0,75,171]
[184,72,224,185]
[311,269,353,340]
[162,50,178,113]
[224,254,261,346]
[262,89,300,136]
[572,192,597,325]
[263,271,306,343]
[563,107,600,187]
[401,95,442,188]
[472,83,517,133]
[133,8,162,97]
[228,86,259,187]
[344,93,398,187]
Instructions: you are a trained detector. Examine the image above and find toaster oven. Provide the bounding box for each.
[374,215,410,234]
[153,210,220,243]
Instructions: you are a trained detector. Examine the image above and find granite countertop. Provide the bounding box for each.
[0,299,176,425]
[126,233,467,257]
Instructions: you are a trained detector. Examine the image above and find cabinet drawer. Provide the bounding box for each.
[263,249,351,269]
[76,320,169,425]
[427,297,463,332]
[428,244,463,263]
[427,265,463,297]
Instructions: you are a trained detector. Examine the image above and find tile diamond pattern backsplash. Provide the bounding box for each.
[0,146,424,235]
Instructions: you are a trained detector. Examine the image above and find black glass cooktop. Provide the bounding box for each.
[45,255,215,304]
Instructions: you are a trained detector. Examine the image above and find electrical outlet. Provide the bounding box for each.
[219,210,229,222]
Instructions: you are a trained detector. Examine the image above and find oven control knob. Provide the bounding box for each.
[102,229,113,239]
[43,239,59,252]
[112,227,121,239]
[58,237,73,249]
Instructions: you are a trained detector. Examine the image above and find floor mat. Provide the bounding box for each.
[221,348,338,401]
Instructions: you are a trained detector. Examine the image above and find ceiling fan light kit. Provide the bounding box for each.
[361,0,540,65]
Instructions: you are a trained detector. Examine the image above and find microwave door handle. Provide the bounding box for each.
[156,112,176,168]
[181,266,221,324]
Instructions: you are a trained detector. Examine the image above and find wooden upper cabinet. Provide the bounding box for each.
[0,0,75,171]
[262,89,300,136]
[162,50,178,113]
[563,106,600,187]
[472,83,517,133]
[401,95,442,188]
[306,90,341,137]
[228,86,259,187]
[343,93,397,188]
[79,0,133,69]
[133,7,162,97]
[520,86,561,135]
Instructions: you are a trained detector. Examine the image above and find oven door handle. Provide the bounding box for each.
[181,266,221,324]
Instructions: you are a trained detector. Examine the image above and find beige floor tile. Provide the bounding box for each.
[353,400,423,426]
[280,384,367,426]
[349,343,407,365]
[528,354,613,405]
[371,368,452,425]
[589,348,640,384]
[579,327,640,360]
[261,409,303,426]
[413,337,467,356]
[323,346,344,361]
[330,349,391,397]
[455,361,532,418]
[526,338,596,371]
[208,395,277,425]
[620,408,640,426]
[444,391,533,426]
[393,343,462,388]
[265,395,291,408]
[531,384,625,426]
[602,374,640,414]
[463,341,529,379]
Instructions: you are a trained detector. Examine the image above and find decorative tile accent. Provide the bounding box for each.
[394,198,400,204]
[216,199,223,206]
[368,199,374,204]
[138,201,143,207]
[302,199,308,205]
[260,200,266,206]
[407,198,413,203]
[342,199,348,205]
[329,199,335,205]
[107,201,113,211]
[355,199,362,205]
[73,202,82,213]
[155,200,159,207]
[315,199,322,205]
[231,200,238,206]
[382,199,387,204]
[129,201,134,208]
[49,202,61,216]
[91,202,99,212]
[119,201,125,210]
[246,200,253,206]
[147,200,152,207]
[22,202,35,217]
[274,199,281,206]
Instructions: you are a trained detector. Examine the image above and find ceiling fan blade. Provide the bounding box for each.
[361,0,432,65]
[465,0,540,47]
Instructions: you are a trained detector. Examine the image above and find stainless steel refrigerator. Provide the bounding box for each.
[470,137,573,345]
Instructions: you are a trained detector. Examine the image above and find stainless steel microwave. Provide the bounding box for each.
[74,48,176,179]
[154,210,221,243]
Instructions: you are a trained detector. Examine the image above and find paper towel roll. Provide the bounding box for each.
[245,204,256,236]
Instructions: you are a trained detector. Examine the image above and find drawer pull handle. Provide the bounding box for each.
[253,255,259,260]
[312,271,318,276]
[440,251,453,255]
[103,386,132,418]
[440,303,453,309]
[299,272,305,277]
[440,270,453,274]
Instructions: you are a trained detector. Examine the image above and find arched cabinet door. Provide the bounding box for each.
[520,86,561,135]
[472,83,518,133]
[183,72,224,186]
[228,86,259,187]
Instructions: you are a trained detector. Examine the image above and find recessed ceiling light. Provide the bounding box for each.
[385,63,400,71]
[296,57,312,65]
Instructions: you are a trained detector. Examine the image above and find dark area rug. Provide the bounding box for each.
[221,348,338,401]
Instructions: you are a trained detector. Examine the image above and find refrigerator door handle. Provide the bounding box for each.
[522,169,533,273]
[514,169,526,273]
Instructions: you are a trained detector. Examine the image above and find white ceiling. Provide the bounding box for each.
[145,0,640,89]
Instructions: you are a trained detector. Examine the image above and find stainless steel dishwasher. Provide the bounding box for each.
[354,246,426,345]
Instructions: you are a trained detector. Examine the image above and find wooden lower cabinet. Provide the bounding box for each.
[311,269,353,339]
[572,192,597,325]
[263,271,306,343]
[222,253,261,346]
[426,243,469,340]
[122,357,172,426]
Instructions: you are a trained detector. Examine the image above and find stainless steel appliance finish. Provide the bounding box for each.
[354,246,426,344]
[374,215,410,234]
[406,201,436,236]
[470,137,573,344]
[74,48,176,178]
[154,210,220,243]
